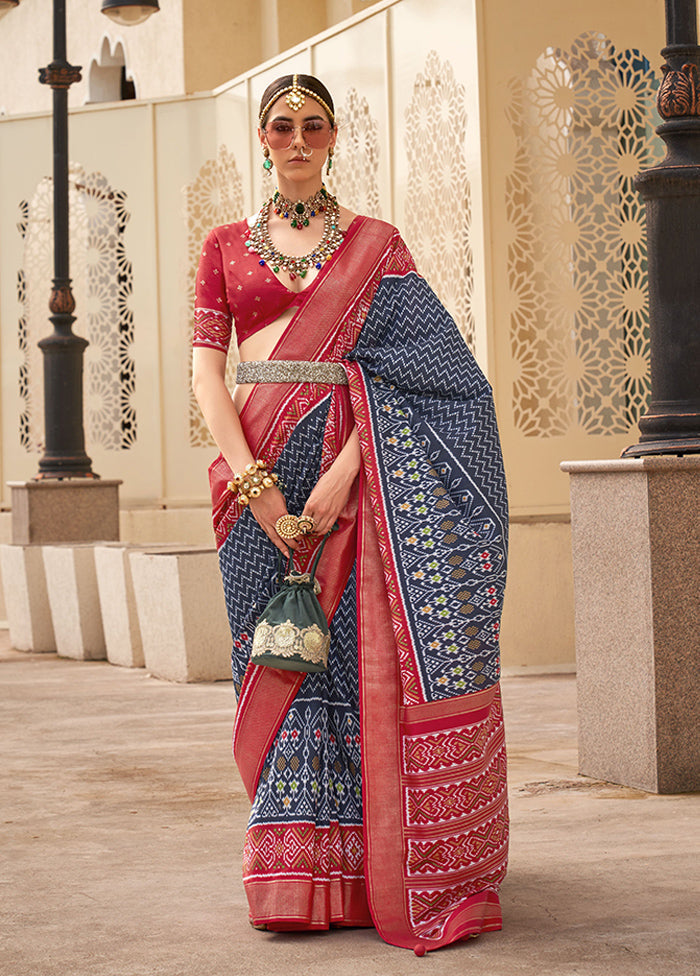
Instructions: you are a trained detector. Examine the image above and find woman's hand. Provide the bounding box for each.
[248,485,298,554]
[302,428,362,536]
[302,465,356,537]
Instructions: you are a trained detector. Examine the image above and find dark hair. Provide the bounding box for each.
[258,74,336,127]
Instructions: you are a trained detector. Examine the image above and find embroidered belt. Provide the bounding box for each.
[235,360,348,386]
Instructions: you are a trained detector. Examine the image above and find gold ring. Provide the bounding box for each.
[297,515,316,535]
[275,514,299,539]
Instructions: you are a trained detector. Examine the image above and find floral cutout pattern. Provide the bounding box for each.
[183,144,245,447]
[331,87,381,218]
[403,51,476,349]
[506,31,664,436]
[17,165,136,453]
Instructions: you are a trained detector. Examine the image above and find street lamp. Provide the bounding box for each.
[623,0,700,456]
[36,0,158,478]
[101,1,159,26]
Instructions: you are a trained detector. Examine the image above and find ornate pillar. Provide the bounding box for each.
[624,0,700,456]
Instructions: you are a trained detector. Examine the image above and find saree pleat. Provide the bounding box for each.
[207,217,509,950]
[219,397,371,927]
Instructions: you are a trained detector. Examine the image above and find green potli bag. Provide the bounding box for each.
[251,529,335,673]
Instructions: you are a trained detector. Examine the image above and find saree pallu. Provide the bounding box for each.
[210,217,509,952]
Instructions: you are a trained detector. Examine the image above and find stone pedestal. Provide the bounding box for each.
[9,480,121,545]
[562,456,700,794]
[93,543,189,669]
[0,544,56,651]
[129,547,231,682]
[93,544,145,669]
[42,544,106,661]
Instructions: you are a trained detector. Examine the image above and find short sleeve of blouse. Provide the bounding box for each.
[193,230,233,354]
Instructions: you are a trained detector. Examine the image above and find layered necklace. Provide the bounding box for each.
[245,185,344,281]
[273,186,331,229]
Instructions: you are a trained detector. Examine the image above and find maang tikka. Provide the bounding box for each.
[285,74,306,112]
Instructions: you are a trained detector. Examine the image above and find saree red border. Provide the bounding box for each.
[243,821,372,928]
[353,365,508,951]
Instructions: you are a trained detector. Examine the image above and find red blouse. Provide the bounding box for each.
[193,217,360,353]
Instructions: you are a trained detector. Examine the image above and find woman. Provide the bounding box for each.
[192,73,509,953]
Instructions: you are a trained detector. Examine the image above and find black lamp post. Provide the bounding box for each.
[37,0,90,478]
[624,0,700,456]
[35,0,158,479]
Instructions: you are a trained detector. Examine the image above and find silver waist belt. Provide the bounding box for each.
[235,360,348,386]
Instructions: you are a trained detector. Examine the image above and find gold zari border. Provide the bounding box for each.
[251,619,330,666]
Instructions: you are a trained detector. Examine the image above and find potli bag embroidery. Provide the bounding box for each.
[251,530,335,673]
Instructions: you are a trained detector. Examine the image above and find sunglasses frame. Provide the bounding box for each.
[263,120,333,152]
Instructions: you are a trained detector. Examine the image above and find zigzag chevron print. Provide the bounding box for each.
[351,272,508,703]
[219,396,332,694]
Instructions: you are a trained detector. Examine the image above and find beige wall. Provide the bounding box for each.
[182,0,262,94]
[501,519,575,670]
[0,0,185,115]
[0,0,389,117]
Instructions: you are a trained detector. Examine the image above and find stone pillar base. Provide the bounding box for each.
[42,544,106,661]
[93,543,190,669]
[129,548,231,682]
[0,544,56,652]
[562,456,700,794]
[94,544,146,669]
[8,479,121,545]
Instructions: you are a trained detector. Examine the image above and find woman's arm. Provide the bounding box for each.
[301,426,361,537]
[192,346,295,552]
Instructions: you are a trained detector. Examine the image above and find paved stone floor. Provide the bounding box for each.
[1,632,699,976]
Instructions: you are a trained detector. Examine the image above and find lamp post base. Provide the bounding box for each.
[622,435,700,457]
[8,479,122,545]
[561,455,700,794]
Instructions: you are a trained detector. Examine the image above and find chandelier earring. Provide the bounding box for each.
[262,145,272,172]
[326,146,334,176]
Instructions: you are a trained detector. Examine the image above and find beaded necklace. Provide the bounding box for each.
[273,186,330,229]
[245,190,344,281]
